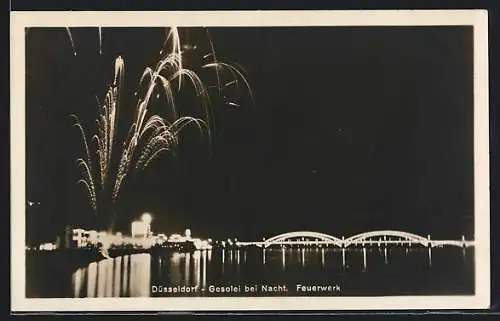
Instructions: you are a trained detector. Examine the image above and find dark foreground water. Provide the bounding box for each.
[26,247,474,298]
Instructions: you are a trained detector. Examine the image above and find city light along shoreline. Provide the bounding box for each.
[29,219,474,258]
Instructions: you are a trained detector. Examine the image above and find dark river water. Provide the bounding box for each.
[26,247,474,298]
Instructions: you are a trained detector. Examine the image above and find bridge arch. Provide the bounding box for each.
[263,231,343,248]
[343,230,429,248]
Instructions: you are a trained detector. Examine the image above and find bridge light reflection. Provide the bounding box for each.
[363,247,367,271]
[201,250,207,291]
[281,248,286,270]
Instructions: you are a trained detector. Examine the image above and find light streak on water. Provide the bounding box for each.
[70,27,253,231]
[363,247,367,271]
[201,250,207,290]
[129,254,151,297]
[113,256,121,296]
[184,253,191,285]
[105,259,114,297]
[122,255,129,296]
[194,251,201,286]
[282,247,286,269]
[170,253,182,284]
[86,261,97,297]
[72,268,84,298]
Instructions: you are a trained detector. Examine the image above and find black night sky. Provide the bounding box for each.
[25,26,474,244]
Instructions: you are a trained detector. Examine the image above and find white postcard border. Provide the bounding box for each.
[10,10,490,311]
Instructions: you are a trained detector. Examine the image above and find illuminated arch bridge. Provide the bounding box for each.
[236,230,474,248]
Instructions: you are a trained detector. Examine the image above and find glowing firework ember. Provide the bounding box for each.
[70,27,253,231]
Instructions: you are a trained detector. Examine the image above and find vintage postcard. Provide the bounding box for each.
[11,10,490,311]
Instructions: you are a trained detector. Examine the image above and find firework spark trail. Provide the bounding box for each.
[71,114,97,212]
[112,29,216,202]
[72,56,124,217]
[98,27,102,54]
[76,159,97,212]
[111,28,255,201]
[112,70,210,200]
[160,27,183,90]
[92,56,124,189]
[205,29,222,97]
[135,116,208,170]
[71,27,253,230]
[66,26,103,55]
[202,62,254,103]
[65,27,77,56]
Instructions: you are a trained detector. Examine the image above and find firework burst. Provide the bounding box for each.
[71,27,253,231]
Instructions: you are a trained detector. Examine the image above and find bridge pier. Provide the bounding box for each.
[427,234,431,248]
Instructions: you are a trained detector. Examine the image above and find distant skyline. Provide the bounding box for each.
[26,26,474,244]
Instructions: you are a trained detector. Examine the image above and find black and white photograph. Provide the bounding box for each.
[11,10,490,311]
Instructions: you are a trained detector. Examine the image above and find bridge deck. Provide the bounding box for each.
[236,240,474,248]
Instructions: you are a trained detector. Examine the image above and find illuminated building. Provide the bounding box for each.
[131,220,148,238]
[71,228,87,248]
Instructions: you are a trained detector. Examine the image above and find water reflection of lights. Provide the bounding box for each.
[166,250,210,291]
[86,261,97,297]
[72,254,150,298]
[201,250,207,290]
[113,256,121,296]
[170,253,182,284]
[194,252,201,287]
[281,247,286,270]
[72,267,84,298]
[68,248,467,298]
[184,253,191,285]
[123,255,129,296]
[362,248,367,271]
